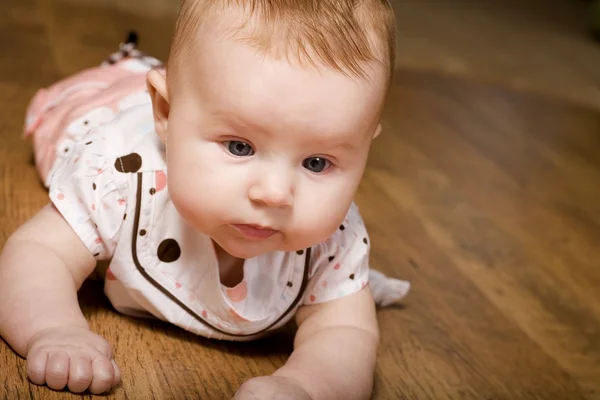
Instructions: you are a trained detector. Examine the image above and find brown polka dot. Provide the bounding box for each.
[349,274,355,280]
[93,183,97,191]
[363,238,368,245]
[296,249,304,255]
[84,120,89,125]
[85,141,92,145]
[340,224,345,231]
[93,253,100,257]
[328,256,335,262]
[123,213,127,220]
[287,281,293,287]
[140,229,147,236]
[157,239,181,263]
[114,153,142,173]
[63,147,69,153]
[149,188,156,195]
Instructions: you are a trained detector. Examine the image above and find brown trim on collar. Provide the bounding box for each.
[130,172,310,337]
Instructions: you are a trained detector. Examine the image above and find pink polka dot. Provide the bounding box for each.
[91,203,96,211]
[202,310,208,318]
[155,171,167,192]
[334,263,341,270]
[175,282,182,289]
[73,157,79,164]
[321,281,328,288]
[226,281,248,303]
[95,238,102,244]
[57,193,64,200]
[97,168,104,174]
[310,295,316,302]
[118,198,125,206]
[102,202,110,210]
[105,268,116,280]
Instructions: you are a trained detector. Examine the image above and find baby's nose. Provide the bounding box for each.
[248,172,294,208]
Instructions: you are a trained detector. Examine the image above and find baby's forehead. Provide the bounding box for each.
[168,0,394,85]
[170,41,385,144]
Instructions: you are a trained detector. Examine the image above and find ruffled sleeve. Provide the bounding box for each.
[48,131,130,260]
[303,203,371,305]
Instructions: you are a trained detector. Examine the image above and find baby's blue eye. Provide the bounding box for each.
[225,141,254,157]
[303,157,330,173]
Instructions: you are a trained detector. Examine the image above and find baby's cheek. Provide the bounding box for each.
[168,173,208,224]
[294,199,347,244]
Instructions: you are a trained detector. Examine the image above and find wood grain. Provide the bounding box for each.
[1,0,599,399]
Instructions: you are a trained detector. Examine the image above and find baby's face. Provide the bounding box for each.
[161,31,388,259]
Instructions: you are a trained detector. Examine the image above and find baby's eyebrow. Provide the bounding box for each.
[325,140,356,151]
[220,113,267,134]
[216,110,363,152]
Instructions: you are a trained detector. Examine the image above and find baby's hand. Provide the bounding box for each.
[233,376,313,400]
[26,326,120,394]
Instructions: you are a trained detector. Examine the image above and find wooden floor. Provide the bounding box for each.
[1,0,600,399]
[393,0,600,110]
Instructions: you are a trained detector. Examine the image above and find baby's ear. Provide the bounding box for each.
[146,69,170,142]
[373,123,382,139]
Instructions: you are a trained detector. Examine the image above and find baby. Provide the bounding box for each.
[0,0,409,398]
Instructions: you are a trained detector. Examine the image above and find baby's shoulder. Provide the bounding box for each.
[47,103,167,260]
[310,202,370,263]
[62,102,165,177]
[302,203,372,305]
[319,202,369,248]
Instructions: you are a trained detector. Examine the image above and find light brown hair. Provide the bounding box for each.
[167,0,395,82]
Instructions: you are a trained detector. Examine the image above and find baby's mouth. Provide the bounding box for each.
[230,224,278,240]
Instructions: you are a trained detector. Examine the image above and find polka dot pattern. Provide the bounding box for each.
[155,171,167,192]
[226,281,248,303]
[303,204,371,305]
[114,153,142,173]
[157,239,181,263]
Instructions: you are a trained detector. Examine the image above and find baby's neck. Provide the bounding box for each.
[213,241,245,288]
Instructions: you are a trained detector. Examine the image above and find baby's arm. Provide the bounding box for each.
[277,287,379,399]
[236,287,379,399]
[0,204,120,393]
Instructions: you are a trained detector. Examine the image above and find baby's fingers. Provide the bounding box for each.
[89,356,116,394]
[45,351,70,390]
[67,355,93,393]
[26,349,49,386]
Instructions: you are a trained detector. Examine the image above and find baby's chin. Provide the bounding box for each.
[213,237,272,259]
[214,236,307,260]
